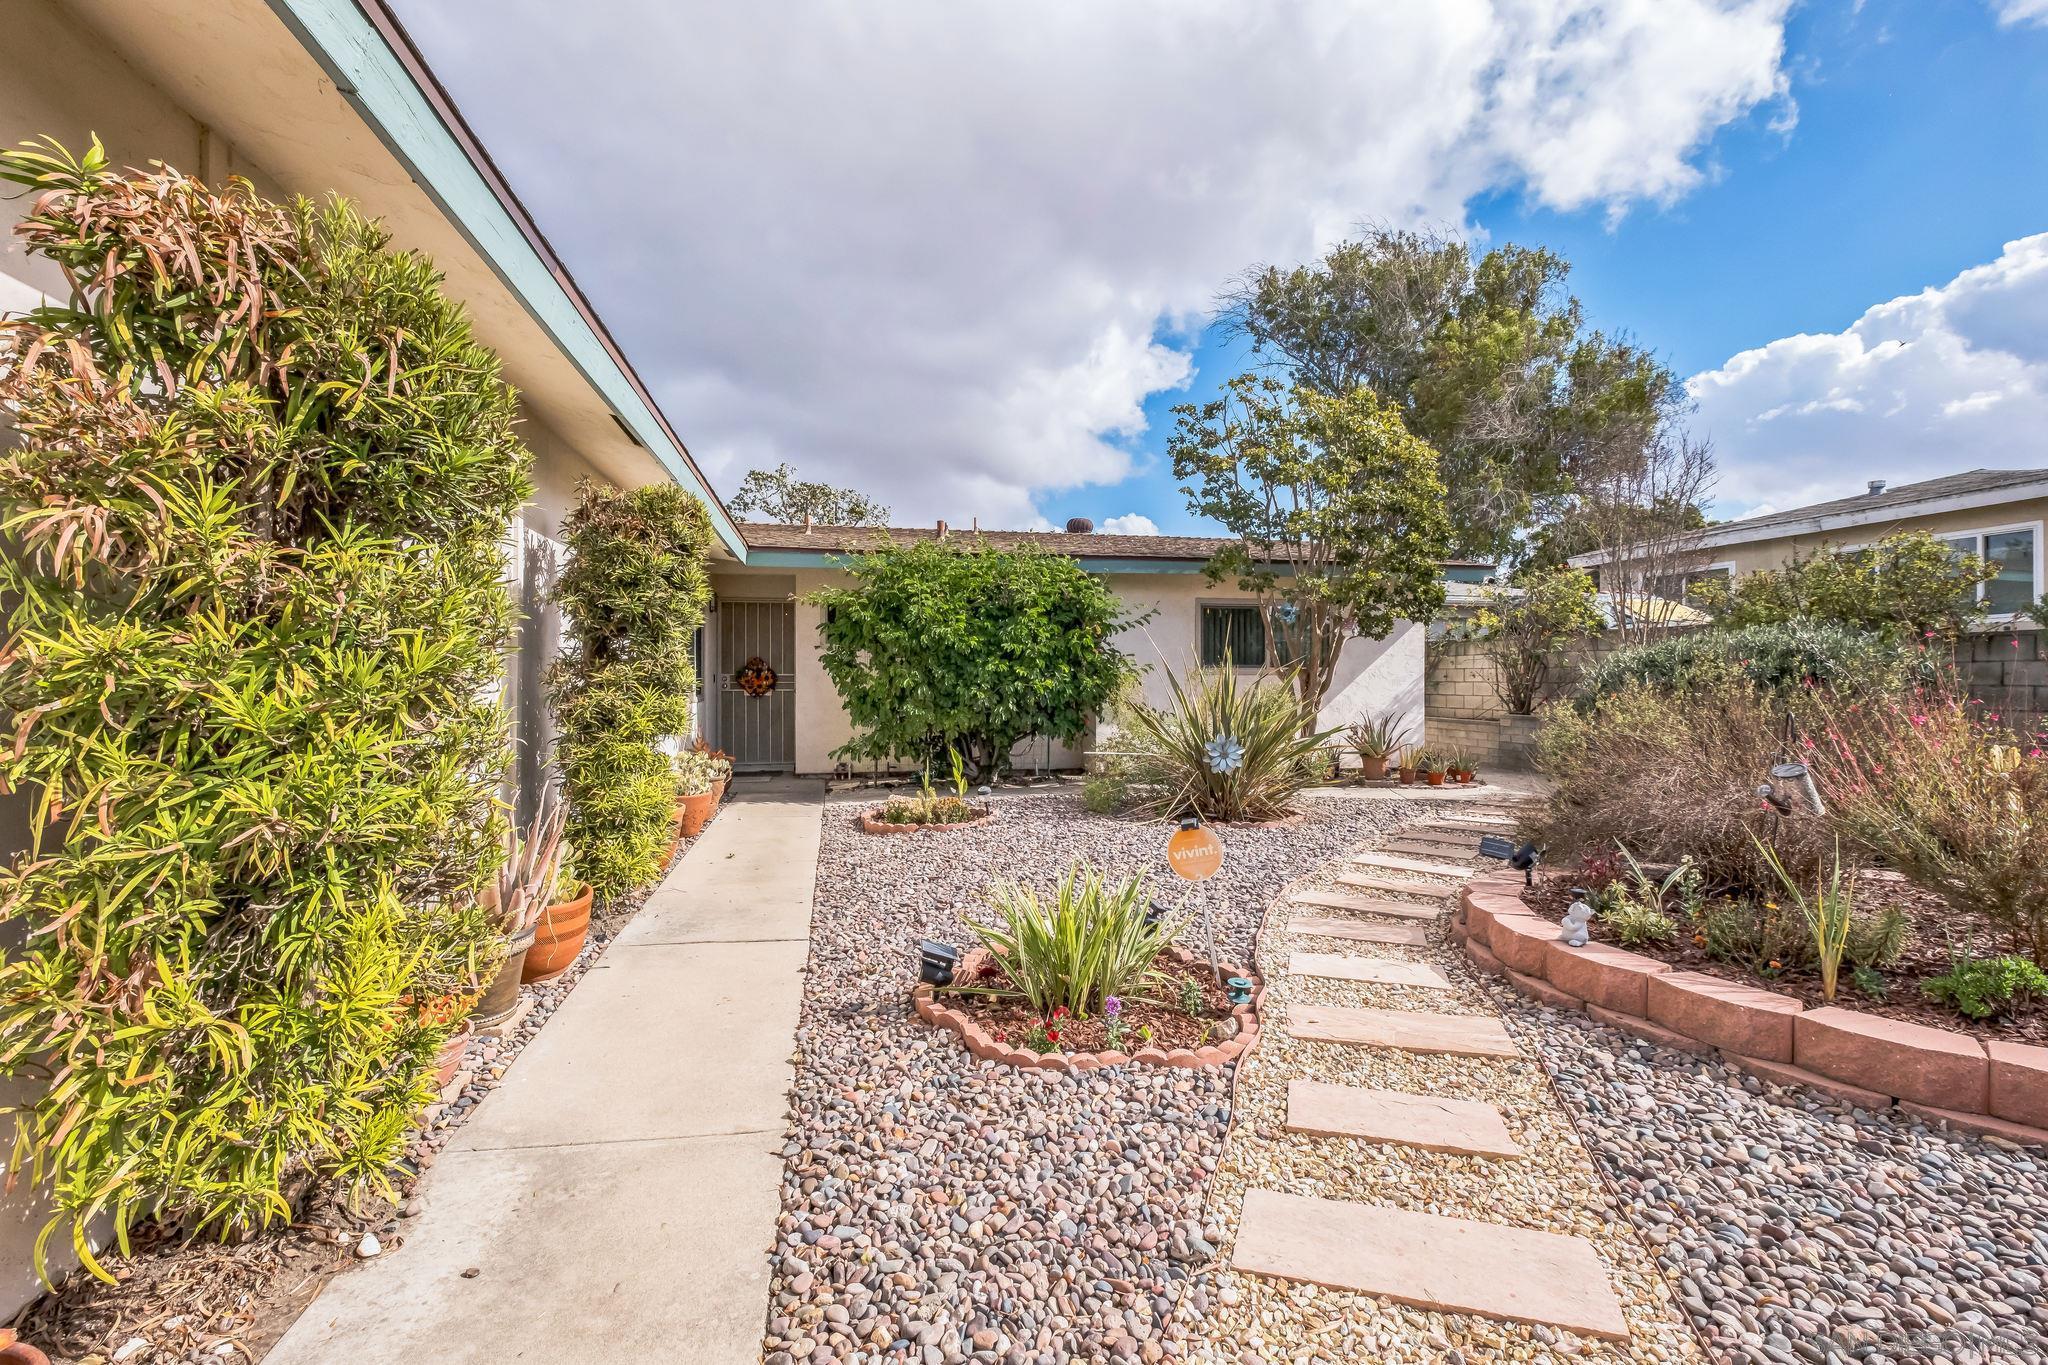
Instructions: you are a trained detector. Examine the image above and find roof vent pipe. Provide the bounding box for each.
[1868,479,1887,495]
[1065,517,1094,534]
[936,519,948,539]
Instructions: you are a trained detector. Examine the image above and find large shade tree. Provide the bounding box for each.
[728,461,889,526]
[0,138,529,1266]
[809,541,1133,780]
[1169,375,1451,720]
[1220,226,1676,563]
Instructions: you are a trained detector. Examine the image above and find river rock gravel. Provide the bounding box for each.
[764,789,1425,1365]
[1500,995,2048,1365]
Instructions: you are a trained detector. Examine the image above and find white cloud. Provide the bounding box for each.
[391,0,1793,527]
[1097,514,1161,537]
[1687,233,2048,515]
[1991,0,2048,27]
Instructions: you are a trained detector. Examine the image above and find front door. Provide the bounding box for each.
[716,600,796,772]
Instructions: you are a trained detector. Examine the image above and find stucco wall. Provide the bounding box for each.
[707,563,1428,776]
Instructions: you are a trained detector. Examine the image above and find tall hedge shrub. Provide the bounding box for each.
[548,481,712,900]
[0,139,530,1267]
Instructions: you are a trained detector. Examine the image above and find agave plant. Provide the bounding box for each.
[965,864,1183,1016]
[493,791,569,940]
[1110,658,1339,822]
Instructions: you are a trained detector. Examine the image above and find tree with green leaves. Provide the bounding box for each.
[1219,226,1676,562]
[548,481,714,900]
[1695,532,1995,638]
[0,137,528,1269]
[1464,566,1605,714]
[1169,375,1451,720]
[809,541,1133,780]
[728,461,890,525]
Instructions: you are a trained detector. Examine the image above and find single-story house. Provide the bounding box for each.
[711,522,1492,775]
[1570,468,2047,625]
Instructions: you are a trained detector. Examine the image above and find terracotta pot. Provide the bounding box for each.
[711,776,728,804]
[473,927,533,1028]
[1456,769,1475,783]
[522,883,594,984]
[432,1022,473,1090]
[1426,771,1446,786]
[0,1330,50,1365]
[1398,768,1417,785]
[677,788,718,838]
[1357,755,1389,781]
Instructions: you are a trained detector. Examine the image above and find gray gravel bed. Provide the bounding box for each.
[1498,997,2048,1365]
[764,791,1421,1365]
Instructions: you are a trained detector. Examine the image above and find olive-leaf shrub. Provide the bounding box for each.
[547,481,713,900]
[0,139,530,1270]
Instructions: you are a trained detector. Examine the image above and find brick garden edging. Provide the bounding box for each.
[1453,869,2048,1147]
[912,945,1261,1072]
[859,804,998,835]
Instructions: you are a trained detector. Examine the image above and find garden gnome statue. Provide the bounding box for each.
[1558,889,1595,947]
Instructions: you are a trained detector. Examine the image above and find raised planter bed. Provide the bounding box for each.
[1458,869,2048,1145]
[859,802,997,835]
[913,945,1261,1071]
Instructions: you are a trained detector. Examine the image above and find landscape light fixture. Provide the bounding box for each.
[1509,840,1542,886]
[1477,833,1518,862]
[1226,977,1255,1007]
[1769,761,1826,817]
[917,939,960,988]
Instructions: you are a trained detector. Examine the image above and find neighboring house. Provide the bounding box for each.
[1569,468,2048,625]
[716,522,1493,775]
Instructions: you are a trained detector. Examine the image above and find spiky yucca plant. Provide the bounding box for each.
[1110,657,1338,822]
[0,137,529,1273]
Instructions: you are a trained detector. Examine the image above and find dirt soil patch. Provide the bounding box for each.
[1521,874,2048,1045]
[946,952,1237,1053]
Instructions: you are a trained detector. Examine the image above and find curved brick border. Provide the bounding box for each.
[913,945,1262,1071]
[1453,868,2048,1147]
[859,804,998,836]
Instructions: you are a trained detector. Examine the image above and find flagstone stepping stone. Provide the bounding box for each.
[1384,836,1485,859]
[1289,890,1440,921]
[1231,1190,1628,1341]
[1290,917,1430,946]
[1288,953,1452,989]
[1352,851,1474,878]
[1284,1079,1523,1156]
[1337,873,1454,900]
[1291,1004,1520,1058]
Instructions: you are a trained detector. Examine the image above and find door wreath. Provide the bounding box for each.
[735,656,778,697]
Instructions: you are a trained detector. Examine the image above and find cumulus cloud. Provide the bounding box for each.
[1687,233,2048,517]
[391,0,1792,527]
[1096,514,1161,537]
[1991,0,2048,27]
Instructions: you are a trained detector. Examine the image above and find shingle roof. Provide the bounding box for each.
[1710,467,2048,539]
[738,521,1496,568]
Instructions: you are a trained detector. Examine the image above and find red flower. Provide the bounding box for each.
[1052,1006,1068,1019]
[1045,1028,1060,1043]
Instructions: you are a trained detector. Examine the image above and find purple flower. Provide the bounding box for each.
[1104,997,1122,1017]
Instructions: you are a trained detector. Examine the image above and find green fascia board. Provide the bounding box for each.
[743,549,1474,584]
[267,0,749,561]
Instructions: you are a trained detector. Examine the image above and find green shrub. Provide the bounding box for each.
[1845,904,1910,970]
[1921,956,2048,1019]
[0,139,530,1268]
[1081,764,1128,815]
[1693,531,1995,636]
[1577,620,1933,705]
[965,865,1181,1017]
[1109,659,1337,822]
[1603,896,1677,948]
[548,482,713,901]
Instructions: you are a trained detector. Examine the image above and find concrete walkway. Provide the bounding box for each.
[270,778,823,1365]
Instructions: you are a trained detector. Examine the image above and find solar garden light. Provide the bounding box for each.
[1769,761,1826,817]
[1477,833,1543,885]
[1226,977,1255,1007]
[917,939,960,988]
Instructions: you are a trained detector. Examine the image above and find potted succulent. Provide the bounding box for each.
[1452,751,1477,784]
[1423,752,1449,787]
[675,748,723,838]
[1344,714,1410,782]
[474,794,567,1028]
[522,845,594,984]
[1396,744,1420,785]
[690,737,734,805]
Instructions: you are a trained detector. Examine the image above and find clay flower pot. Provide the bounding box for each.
[677,788,718,838]
[432,1022,473,1091]
[1359,755,1389,781]
[0,1330,50,1365]
[522,882,594,984]
[1397,768,1417,785]
[1426,770,1446,786]
[472,925,534,1028]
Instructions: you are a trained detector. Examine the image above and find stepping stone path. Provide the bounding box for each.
[1231,1190,1631,1342]
[1291,1003,1520,1058]
[1213,797,1648,1352]
[1286,952,1451,989]
[1285,1079,1523,1156]
[1288,916,1430,947]
[1287,889,1440,920]
[1351,850,1474,878]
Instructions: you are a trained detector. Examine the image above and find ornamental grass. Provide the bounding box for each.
[965,865,1182,1018]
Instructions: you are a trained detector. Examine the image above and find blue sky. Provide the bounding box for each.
[398,1,2048,539]
[1039,0,2048,537]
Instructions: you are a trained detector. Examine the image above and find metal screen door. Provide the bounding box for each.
[717,600,796,771]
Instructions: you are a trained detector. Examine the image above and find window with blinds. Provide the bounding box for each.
[1200,605,1266,667]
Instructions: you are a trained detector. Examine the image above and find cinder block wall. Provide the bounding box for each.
[1423,629,2048,770]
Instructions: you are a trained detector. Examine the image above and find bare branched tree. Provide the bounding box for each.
[1575,422,1718,645]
